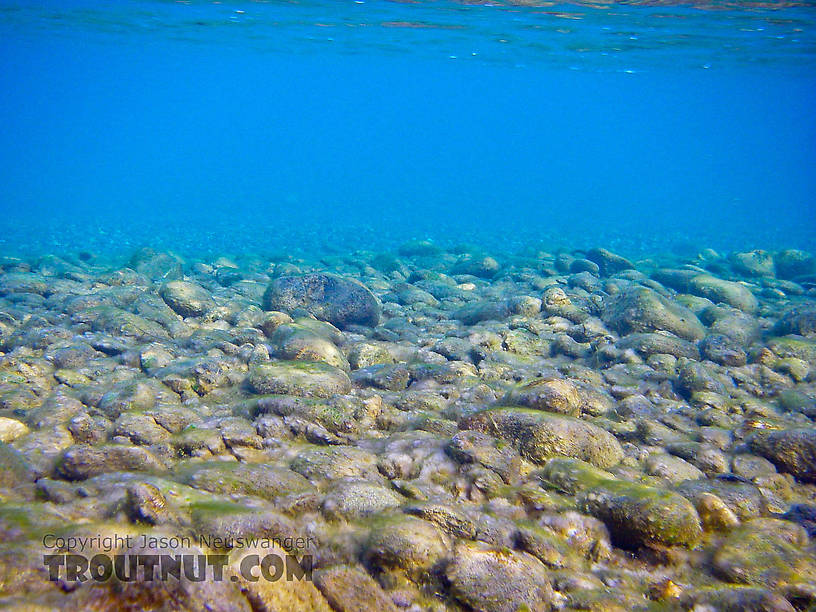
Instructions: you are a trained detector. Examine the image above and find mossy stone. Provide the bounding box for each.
[541,458,701,548]
[748,428,816,483]
[175,461,314,500]
[247,361,351,398]
[602,286,705,341]
[712,519,816,588]
[461,407,623,469]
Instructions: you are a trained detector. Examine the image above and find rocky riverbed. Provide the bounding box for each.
[0,243,815,611]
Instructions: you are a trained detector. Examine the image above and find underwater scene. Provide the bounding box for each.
[1,0,816,610]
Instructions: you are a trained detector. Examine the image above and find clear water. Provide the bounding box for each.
[1,0,815,258]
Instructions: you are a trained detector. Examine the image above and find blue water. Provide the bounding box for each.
[1,0,815,258]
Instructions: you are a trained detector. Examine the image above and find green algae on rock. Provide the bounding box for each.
[2,243,816,610]
[501,377,583,416]
[56,444,166,480]
[270,321,350,370]
[541,458,702,548]
[603,285,706,341]
[364,515,450,582]
[748,427,816,483]
[175,461,315,500]
[247,360,351,397]
[711,519,816,589]
[461,407,624,468]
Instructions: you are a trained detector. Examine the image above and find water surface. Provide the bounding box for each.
[1,0,814,257]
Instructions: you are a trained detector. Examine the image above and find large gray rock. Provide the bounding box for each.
[446,541,553,612]
[774,304,816,338]
[270,322,349,370]
[56,444,165,480]
[247,361,351,398]
[688,275,758,314]
[454,296,540,325]
[774,249,815,280]
[541,458,702,549]
[159,280,215,317]
[602,286,705,341]
[748,428,816,483]
[617,332,700,359]
[461,407,623,469]
[128,248,183,281]
[585,248,634,276]
[263,274,380,329]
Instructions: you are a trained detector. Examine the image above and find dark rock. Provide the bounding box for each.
[700,334,747,366]
[774,303,816,337]
[602,286,705,341]
[748,428,816,483]
[56,444,165,480]
[263,273,380,329]
[451,255,500,278]
[617,332,700,359]
[585,248,635,276]
[775,249,815,280]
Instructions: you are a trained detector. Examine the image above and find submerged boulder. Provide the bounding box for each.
[176,461,314,500]
[502,377,583,416]
[270,322,349,370]
[585,248,634,276]
[159,280,215,317]
[263,274,380,329]
[602,286,705,341]
[774,304,816,337]
[56,444,165,480]
[541,458,702,548]
[688,275,758,313]
[748,428,816,483]
[247,361,351,398]
[364,516,449,581]
[774,249,815,280]
[453,296,540,325]
[730,250,775,277]
[445,541,554,612]
[314,566,399,612]
[128,248,183,281]
[461,407,623,469]
[712,519,816,588]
